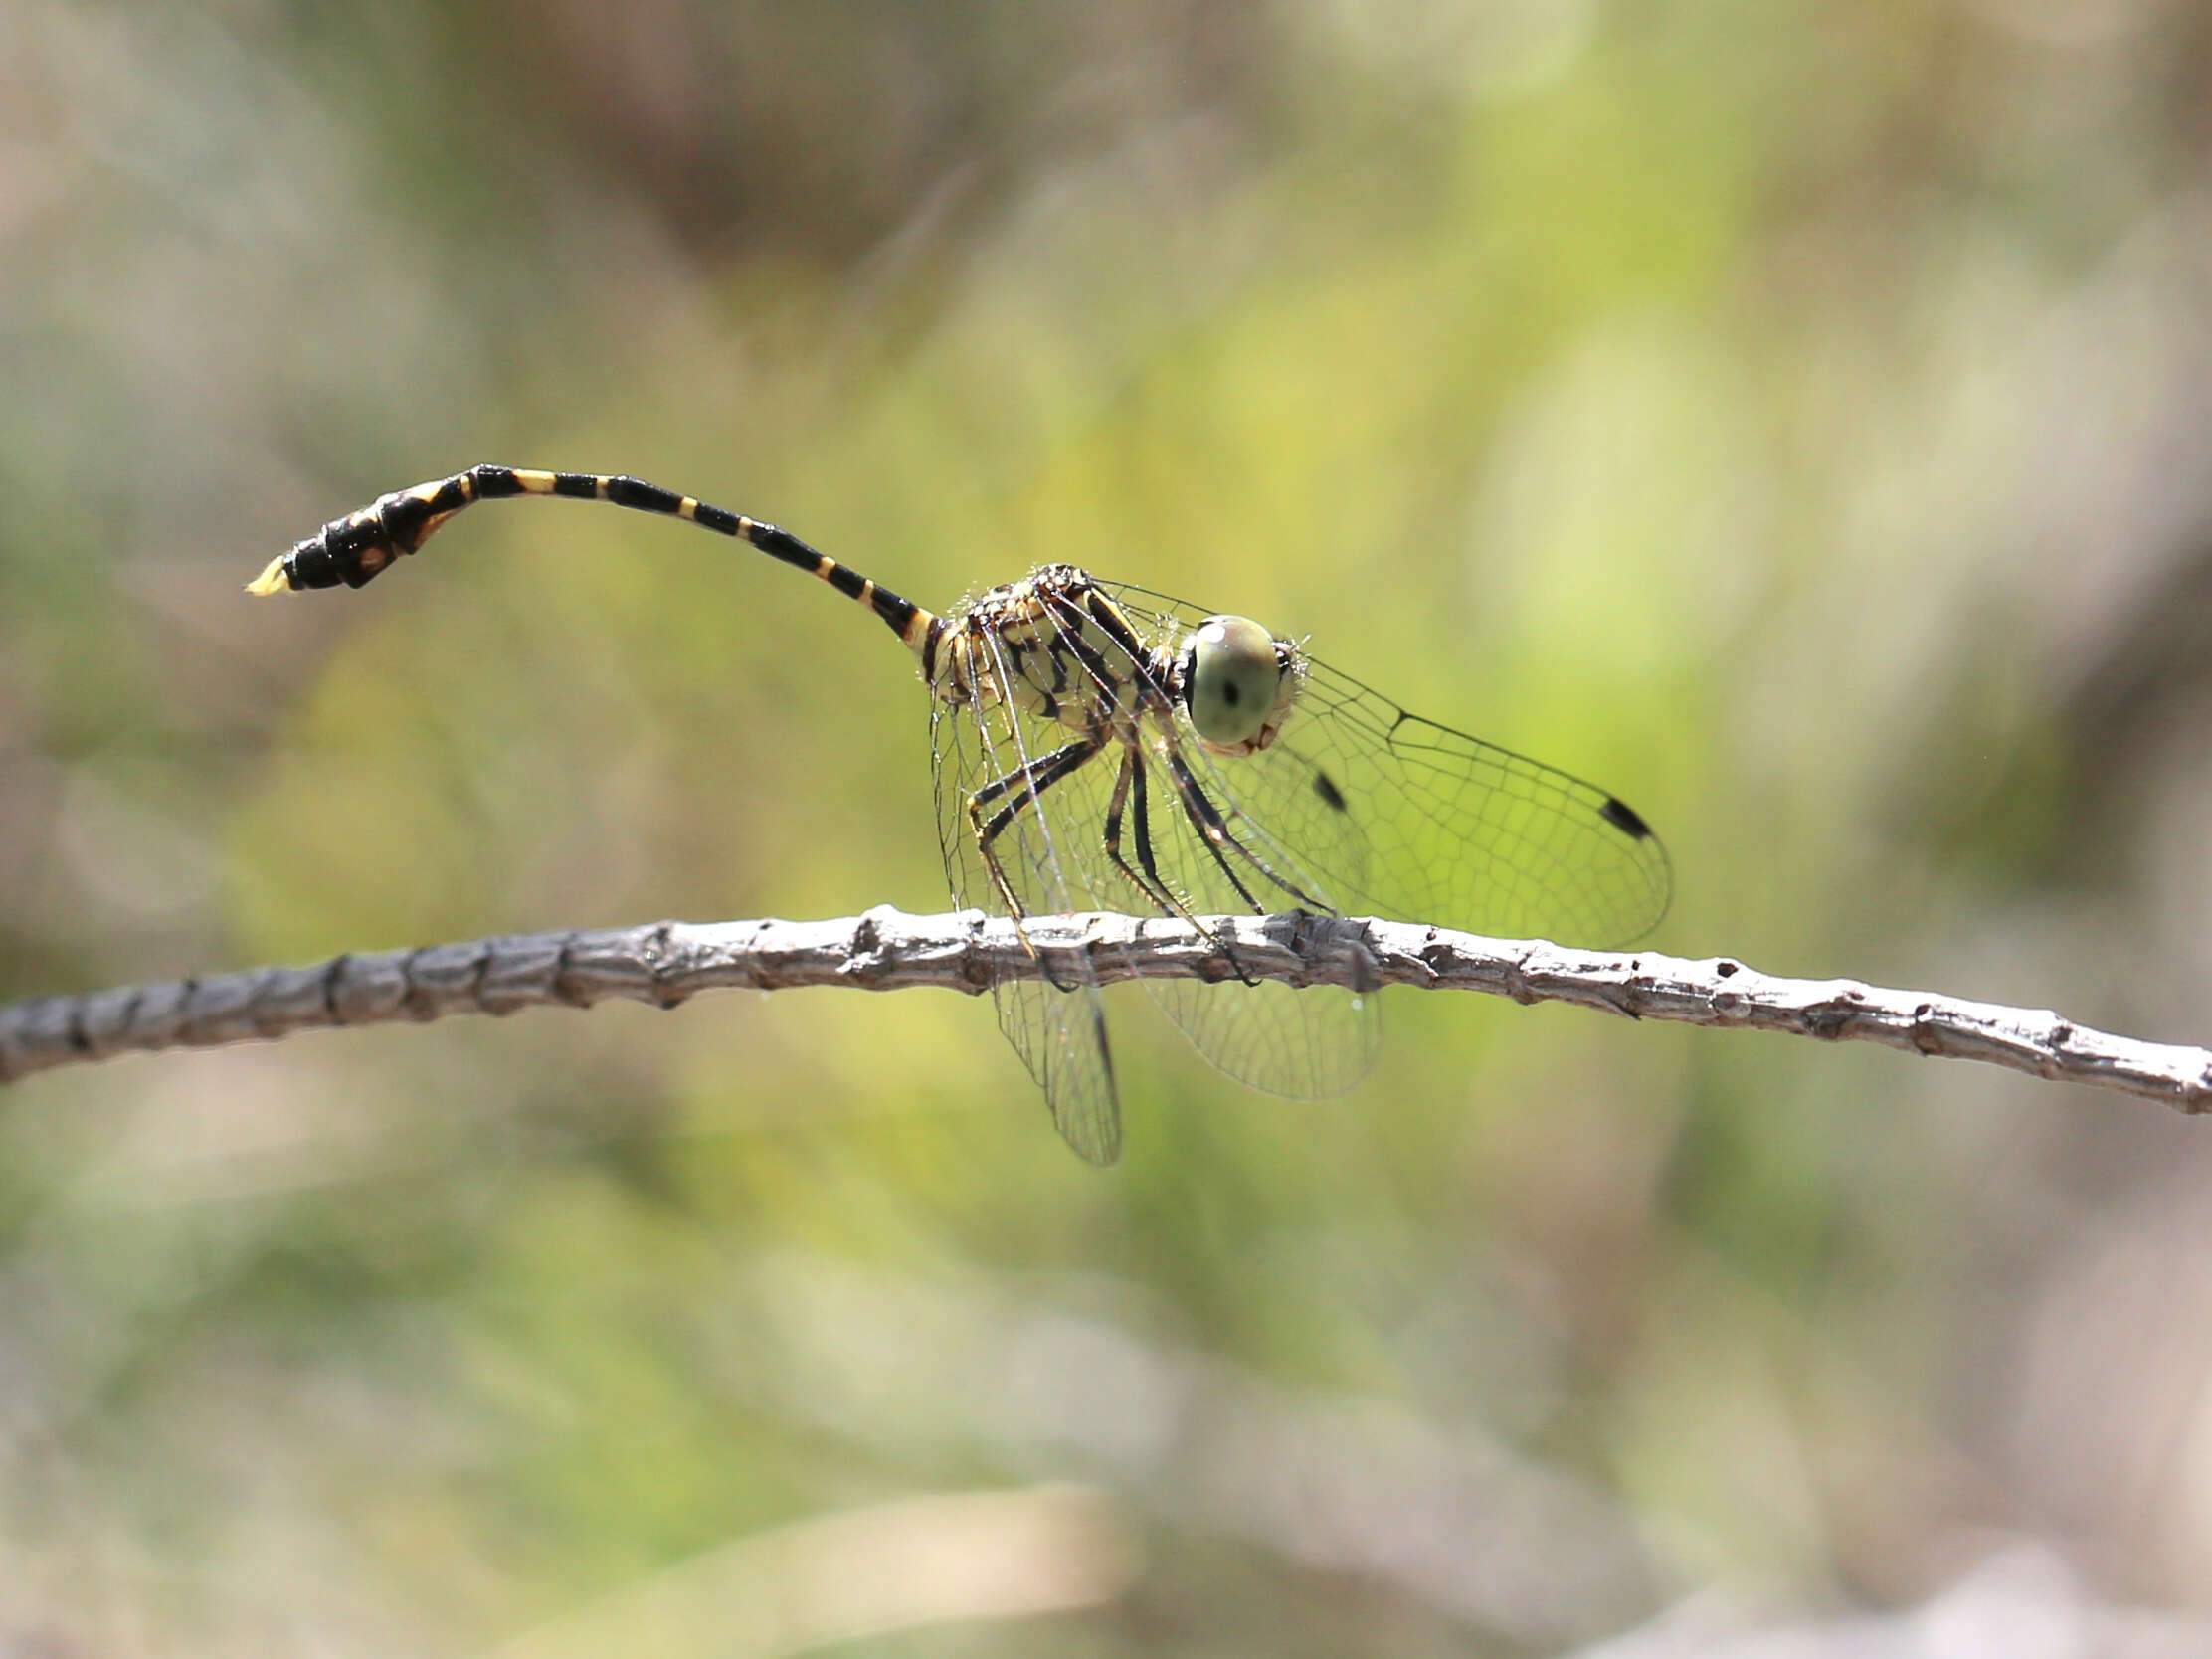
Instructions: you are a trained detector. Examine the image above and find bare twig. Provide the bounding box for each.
[2,910,2207,1112]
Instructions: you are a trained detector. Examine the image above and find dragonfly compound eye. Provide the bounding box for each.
[1185,615,1284,751]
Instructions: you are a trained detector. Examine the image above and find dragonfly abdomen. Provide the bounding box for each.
[246,464,936,655]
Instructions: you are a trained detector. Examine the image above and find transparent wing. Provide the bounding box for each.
[1262,656,1671,942]
[1110,716,1381,1100]
[931,627,1123,1167]
[1037,586,1380,1103]
[1102,582,1674,947]
[933,571,1669,1137]
[934,582,1378,1119]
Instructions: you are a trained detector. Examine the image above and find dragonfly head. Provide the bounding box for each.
[1181,615,1299,756]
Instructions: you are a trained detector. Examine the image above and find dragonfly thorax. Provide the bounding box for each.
[926,565,1161,733]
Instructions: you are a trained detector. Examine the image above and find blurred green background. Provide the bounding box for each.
[7,0,2212,1652]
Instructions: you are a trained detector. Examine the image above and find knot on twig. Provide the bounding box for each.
[1804,990,1868,1040]
[956,909,1000,995]
[838,906,902,987]
[1415,927,1459,988]
[638,922,689,1009]
[1277,912,1382,994]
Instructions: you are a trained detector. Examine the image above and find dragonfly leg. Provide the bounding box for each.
[1140,740,1347,989]
[969,733,1106,993]
[1098,747,1209,923]
[1158,743,1336,914]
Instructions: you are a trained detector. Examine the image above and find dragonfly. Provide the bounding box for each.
[250,465,1672,1165]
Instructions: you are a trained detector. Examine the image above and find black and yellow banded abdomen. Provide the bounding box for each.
[246,464,936,655]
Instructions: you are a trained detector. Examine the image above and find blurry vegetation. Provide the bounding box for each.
[6,0,2212,1652]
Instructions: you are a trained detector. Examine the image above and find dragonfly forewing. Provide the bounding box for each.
[1098,580,1670,949]
[1280,657,1673,944]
